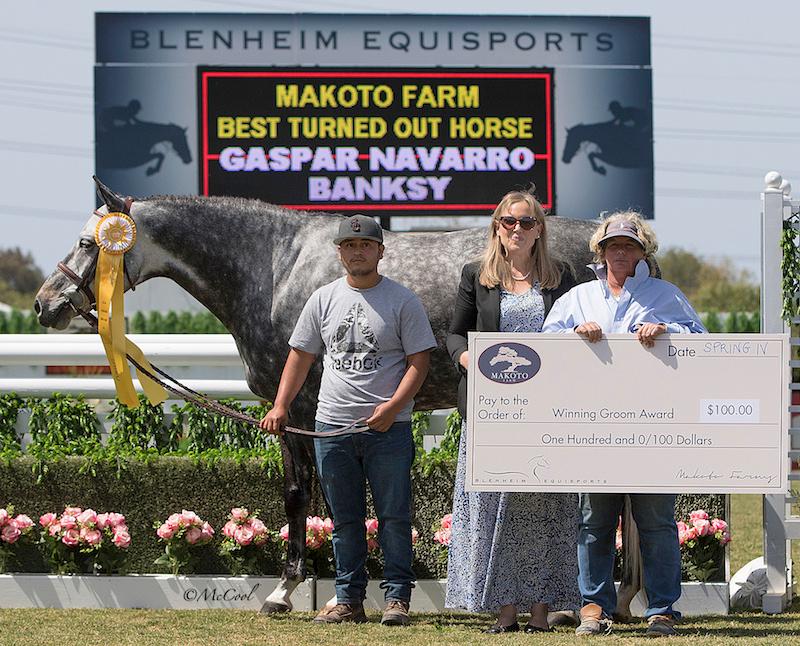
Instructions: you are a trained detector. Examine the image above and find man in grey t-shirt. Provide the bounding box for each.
[260,214,436,626]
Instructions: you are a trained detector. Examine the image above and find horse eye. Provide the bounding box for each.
[79,238,94,249]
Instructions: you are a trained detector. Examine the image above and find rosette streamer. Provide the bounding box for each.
[94,213,166,407]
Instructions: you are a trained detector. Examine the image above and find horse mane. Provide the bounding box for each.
[141,193,348,222]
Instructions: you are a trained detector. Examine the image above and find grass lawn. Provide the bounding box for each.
[0,493,798,645]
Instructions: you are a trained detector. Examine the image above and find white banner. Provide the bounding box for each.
[466,333,789,494]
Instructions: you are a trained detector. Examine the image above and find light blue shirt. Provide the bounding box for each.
[542,259,706,334]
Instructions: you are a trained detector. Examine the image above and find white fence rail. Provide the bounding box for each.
[0,334,454,440]
[0,334,257,400]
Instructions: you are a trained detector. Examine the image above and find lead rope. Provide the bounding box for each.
[73,309,368,439]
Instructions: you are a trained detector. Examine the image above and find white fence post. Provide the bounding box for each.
[761,171,793,613]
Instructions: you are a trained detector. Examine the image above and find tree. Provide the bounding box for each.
[658,247,759,313]
[0,248,44,294]
[0,248,45,311]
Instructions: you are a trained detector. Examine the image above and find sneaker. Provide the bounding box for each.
[575,603,612,636]
[313,602,368,624]
[381,599,411,626]
[646,614,677,637]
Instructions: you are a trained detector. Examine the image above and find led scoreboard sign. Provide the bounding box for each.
[200,68,554,213]
[95,14,652,220]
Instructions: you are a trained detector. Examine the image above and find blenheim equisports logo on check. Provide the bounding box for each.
[478,343,541,384]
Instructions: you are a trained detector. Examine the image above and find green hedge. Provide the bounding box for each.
[0,308,760,335]
[0,309,227,334]
[0,395,725,580]
[0,456,454,578]
[0,456,724,580]
[700,311,760,333]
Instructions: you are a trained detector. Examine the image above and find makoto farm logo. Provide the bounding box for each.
[478,343,541,384]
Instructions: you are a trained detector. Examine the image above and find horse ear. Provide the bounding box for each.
[93,176,126,211]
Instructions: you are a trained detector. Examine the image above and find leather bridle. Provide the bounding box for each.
[56,198,136,327]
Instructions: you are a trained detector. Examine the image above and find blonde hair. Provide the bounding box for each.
[478,190,562,290]
[589,210,659,264]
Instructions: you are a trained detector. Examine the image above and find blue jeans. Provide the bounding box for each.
[577,493,682,619]
[314,420,415,604]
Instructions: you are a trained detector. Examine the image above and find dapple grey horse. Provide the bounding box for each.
[34,179,644,616]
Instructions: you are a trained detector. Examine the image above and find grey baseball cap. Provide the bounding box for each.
[333,214,384,245]
[598,220,644,247]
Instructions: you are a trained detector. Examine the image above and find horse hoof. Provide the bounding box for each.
[259,601,291,615]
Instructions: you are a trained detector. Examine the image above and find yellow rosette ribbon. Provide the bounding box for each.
[94,213,167,408]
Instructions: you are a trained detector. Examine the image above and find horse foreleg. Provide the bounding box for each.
[588,152,607,175]
[146,152,165,176]
[614,495,644,622]
[260,432,315,615]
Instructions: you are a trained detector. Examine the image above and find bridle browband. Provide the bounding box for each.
[54,197,367,439]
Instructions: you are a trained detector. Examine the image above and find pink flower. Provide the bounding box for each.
[720,530,732,545]
[181,510,200,527]
[249,518,266,536]
[63,507,82,516]
[690,509,709,522]
[95,513,109,530]
[279,524,289,541]
[231,508,249,522]
[14,515,33,531]
[692,518,711,537]
[434,528,451,547]
[710,518,728,533]
[84,529,103,546]
[166,513,183,530]
[684,526,698,541]
[200,522,214,541]
[39,512,57,528]
[62,528,80,547]
[185,527,203,545]
[235,525,255,546]
[367,537,380,552]
[157,523,175,540]
[112,529,131,549]
[308,516,325,533]
[48,524,62,537]
[365,518,379,535]
[441,514,452,530]
[60,514,77,530]
[0,509,8,526]
[1,524,21,544]
[77,509,97,526]
[107,513,126,528]
[222,520,238,539]
[615,529,623,551]
[323,517,334,535]
[411,527,419,544]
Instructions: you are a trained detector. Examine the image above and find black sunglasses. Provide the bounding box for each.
[498,216,538,231]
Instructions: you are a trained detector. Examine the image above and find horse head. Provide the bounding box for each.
[34,178,149,330]
[561,124,585,164]
[168,124,192,164]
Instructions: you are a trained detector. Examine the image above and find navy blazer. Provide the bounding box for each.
[446,260,577,418]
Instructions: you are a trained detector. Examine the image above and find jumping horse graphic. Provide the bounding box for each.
[562,120,652,176]
[96,118,192,176]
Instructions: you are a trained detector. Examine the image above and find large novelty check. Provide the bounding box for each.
[465,333,789,494]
